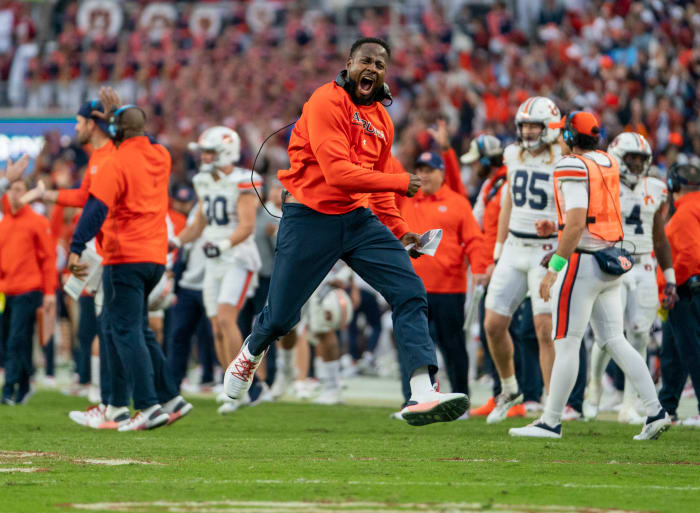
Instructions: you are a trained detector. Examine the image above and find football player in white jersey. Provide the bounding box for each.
[482,97,563,423]
[173,126,262,413]
[583,132,677,423]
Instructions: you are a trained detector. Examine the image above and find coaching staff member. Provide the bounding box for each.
[659,156,700,424]
[223,38,468,426]
[68,88,188,431]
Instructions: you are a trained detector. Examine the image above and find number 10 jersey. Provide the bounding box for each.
[504,143,562,237]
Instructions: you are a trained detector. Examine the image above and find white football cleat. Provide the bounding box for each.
[117,406,169,432]
[223,342,266,400]
[69,404,130,429]
[681,415,700,427]
[400,385,469,426]
[509,419,562,438]
[582,383,602,420]
[561,405,583,422]
[389,410,405,421]
[486,391,523,425]
[270,369,294,400]
[217,398,241,415]
[313,387,343,405]
[618,406,645,425]
[633,410,671,440]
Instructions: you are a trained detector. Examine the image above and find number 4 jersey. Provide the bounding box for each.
[193,168,262,271]
[504,143,563,237]
[620,176,667,255]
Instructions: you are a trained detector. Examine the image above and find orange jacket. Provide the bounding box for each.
[400,183,488,294]
[89,136,170,265]
[554,151,623,243]
[0,196,57,295]
[442,148,467,197]
[480,167,507,265]
[280,81,410,238]
[57,140,115,207]
[665,190,700,286]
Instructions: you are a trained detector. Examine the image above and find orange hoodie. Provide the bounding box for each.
[0,196,57,295]
[89,136,171,265]
[279,81,410,238]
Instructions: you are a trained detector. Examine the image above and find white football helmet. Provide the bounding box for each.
[191,126,241,173]
[515,96,561,150]
[309,288,354,335]
[608,132,653,188]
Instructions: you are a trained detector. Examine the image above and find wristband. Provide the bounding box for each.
[548,253,568,273]
[493,242,504,261]
[218,239,233,252]
[663,268,676,285]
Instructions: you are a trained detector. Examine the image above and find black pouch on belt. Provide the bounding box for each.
[589,246,634,276]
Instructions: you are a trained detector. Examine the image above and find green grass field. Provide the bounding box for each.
[1,392,699,513]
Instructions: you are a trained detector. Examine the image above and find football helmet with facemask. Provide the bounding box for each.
[515,97,561,150]
[190,126,241,173]
[608,132,653,188]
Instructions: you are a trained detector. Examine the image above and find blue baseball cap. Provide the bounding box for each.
[77,99,110,134]
[415,151,444,170]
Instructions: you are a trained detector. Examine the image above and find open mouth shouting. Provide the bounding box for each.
[357,74,376,97]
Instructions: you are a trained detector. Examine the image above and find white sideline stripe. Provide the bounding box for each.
[0,467,43,473]
[67,500,642,513]
[73,458,161,466]
[66,477,700,492]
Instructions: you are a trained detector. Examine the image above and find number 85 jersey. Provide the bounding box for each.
[504,143,563,236]
[620,176,667,254]
[193,168,262,271]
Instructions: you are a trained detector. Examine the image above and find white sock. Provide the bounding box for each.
[621,331,649,410]
[542,337,581,426]
[501,375,518,396]
[409,367,433,398]
[605,335,660,417]
[90,356,100,387]
[325,360,341,390]
[278,348,294,375]
[588,343,610,391]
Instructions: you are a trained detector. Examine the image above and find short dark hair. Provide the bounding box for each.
[349,37,391,59]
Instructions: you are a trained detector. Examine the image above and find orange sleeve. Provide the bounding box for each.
[56,170,91,207]
[442,148,467,197]
[369,155,410,239]
[306,95,409,194]
[89,158,122,208]
[35,217,58,294]
[460,201,488,274]
[49,204,65,245]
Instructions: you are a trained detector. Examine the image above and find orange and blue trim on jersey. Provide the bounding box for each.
[555,252,581,340]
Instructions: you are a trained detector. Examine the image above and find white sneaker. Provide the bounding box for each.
[216,391,230,404]
[223,342,266,400]
[69,404,130,429]
[486,391,523,425]
[680,415,700,427]
[117,406,169,432]
[313,387,343,405]
[562,405,583,422]
[509,418,562,438]
[582,383,602,420]
[161,395,193,426]
[618,406,645,425]
[400,385,469,426]
[633,410,671,440]
[389,410,405,421]
[523,401,543,413]
[217,398,240,415]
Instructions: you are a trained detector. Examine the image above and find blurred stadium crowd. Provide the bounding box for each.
[0,0,698,425]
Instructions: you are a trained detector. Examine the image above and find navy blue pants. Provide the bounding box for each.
[427,293,469,395]
[238,276,276,384]
[248,204,437,381]
[348,289,382,360]
[659,291,700,415]
[1,290,42,402]
[101,263,178,410]
[77,295,98,384]
[167,287,214,388]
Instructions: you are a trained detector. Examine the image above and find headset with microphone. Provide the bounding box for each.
[334,70,393,106]
[107,104,147,140]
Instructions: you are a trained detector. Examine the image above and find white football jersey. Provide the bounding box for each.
[193,168,262,271]
[504,143,562,237]
[620,176,667,255]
